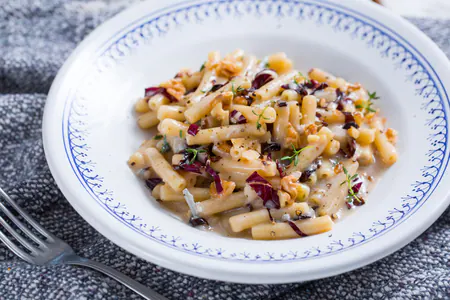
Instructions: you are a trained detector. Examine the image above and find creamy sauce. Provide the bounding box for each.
[159,156,386,239]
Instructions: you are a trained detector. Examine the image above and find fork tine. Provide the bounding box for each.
[0,229,34,264]
[0,187,54,241]
[0,215,39,254]
[0,201,48,247]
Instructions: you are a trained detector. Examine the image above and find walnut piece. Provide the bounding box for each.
[160,79,186,101]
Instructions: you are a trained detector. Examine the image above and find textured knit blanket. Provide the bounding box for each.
[0,1,449,299]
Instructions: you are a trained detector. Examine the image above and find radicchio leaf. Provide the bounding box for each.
[246,172,280,209]
[206,161,223,194]
[342,112,359,129]
[342,138,357,158]
[187,124,200,136]
[174,160,204,175]
[337,98,353,111]
[210,83,224,93]
[343,112,355,123]
[145,178,163,191]
[276,159,285,178]
[287,221,308,237]
[252,69,277,90]
[352,181,363,195]
[343,122,359,130]
[189,217,209,227]
[335,88,344,102]
[145,86,178,102]
[299,161,319,183]
[230,110,247,124]
[262,142,281,153]
[267,208,274,223]
[305,79,319,89]
[311,82,329,94]
[281,82,308,96]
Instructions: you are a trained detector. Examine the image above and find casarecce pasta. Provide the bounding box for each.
[128,50,398,240]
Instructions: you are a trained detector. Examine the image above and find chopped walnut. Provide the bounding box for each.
[160,79,186,101]
[347,83,362,92]
[277,190,293,208]
[281,172,301,200]
[305,123,318,136]
[233,96,248,106]
[210,179,236,198]
[386,128,398,144]
[285,123,300,148]
[205,51,221,70]
[216,55,244,78]
[333,162,343,174]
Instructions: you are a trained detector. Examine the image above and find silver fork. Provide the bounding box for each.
[0,187,168,300]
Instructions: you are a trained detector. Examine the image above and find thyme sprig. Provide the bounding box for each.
[185,148,207,164]
[252,106,270,130]
[340,166,362,204]
[280,145,312,166]
[231,83,245,97]
[356,90,379,113]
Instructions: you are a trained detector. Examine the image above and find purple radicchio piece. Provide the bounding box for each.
[342,137,357,158]
[305,79,319,89]
[145,178,163,191]
[206,160,223,194]
[287,221,308,237]
[299,161,319,183]
[189,217,209,227]
[187,124,200,136]
[276,159,285,178]
[210,83,225,93]
[230,110,247,124]
[145,86,178,103]
[246,171,280,209]
[267,208,274,223]
[311,82,329,94]
[251,69,277,90]
[281,82,308,96]
[262,142,281,153]
[342,112,359,130]
[174,160,204,175]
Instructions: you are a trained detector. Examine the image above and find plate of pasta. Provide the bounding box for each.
[43,0,450,283]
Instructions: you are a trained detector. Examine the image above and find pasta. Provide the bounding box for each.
[129,50,398,240]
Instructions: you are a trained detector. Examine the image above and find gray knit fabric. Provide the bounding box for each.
[0,1,449,299]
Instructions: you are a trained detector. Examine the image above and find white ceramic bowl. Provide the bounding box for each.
[43,0,450,284]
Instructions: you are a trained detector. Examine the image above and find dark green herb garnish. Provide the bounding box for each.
[356,90,379,113]
[231,83,245,97]
[200,62,206,71]
[179,130,183,138]
[154,135,163,140]
[265,62,270,68]
[368,90,380,101]
[281,145,312,166]
[340,166,362,204]
[185,148,207,164]
[252,106,270,130]
[160,135,171,154]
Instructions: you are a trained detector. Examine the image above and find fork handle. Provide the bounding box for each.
[66,258,168,300]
